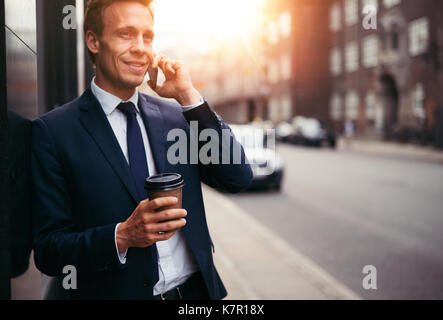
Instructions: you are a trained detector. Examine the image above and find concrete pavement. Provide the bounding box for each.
[204,185,361,300]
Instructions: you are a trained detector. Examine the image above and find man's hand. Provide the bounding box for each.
[116,197,187,253]
[147,53,201,106]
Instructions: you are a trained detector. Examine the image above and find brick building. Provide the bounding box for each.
[184,0,443,146]
[206,0,332,126]
[264,0,331,125]
[328,0,443,144]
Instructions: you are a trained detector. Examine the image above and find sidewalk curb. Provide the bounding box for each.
[204,186,361,300]
[337,138,443,165]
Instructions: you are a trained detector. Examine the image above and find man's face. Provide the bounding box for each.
[94,1,154,90]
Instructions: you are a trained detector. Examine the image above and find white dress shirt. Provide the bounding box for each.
[90,78,200,295]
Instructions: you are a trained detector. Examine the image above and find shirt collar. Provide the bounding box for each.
[90,76,140,116]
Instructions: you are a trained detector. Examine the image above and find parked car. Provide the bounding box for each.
[290,116,336,148]
[275,121,294,142]
[230,124,284,191]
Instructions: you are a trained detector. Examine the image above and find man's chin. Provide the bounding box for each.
[122,75,145,89]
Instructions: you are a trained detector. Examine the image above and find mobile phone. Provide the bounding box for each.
[147,63,158,89]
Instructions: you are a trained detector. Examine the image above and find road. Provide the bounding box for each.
[226,143,443,299]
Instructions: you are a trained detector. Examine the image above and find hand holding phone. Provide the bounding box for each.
[146,53,201,106]
[147,63,158,89]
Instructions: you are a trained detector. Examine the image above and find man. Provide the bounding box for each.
[32,0,252,300]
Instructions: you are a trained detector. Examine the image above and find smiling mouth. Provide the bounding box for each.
[125,62,147,74]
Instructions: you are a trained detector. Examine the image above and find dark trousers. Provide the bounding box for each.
[153,272,211,300]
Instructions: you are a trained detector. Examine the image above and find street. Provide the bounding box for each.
[226,143,443,299]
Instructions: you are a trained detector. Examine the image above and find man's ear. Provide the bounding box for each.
[85,30,100,56]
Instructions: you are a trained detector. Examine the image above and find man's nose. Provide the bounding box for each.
[131,35,148,54]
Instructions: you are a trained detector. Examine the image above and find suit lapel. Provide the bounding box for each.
[138,93,167,174]
[79,87,140,204]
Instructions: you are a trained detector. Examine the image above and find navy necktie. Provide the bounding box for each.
[118,102,150,200]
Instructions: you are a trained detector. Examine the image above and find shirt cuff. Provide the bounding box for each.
[115,223,127,264]
[182,96,205,112]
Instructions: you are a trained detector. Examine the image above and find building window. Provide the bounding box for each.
[279,11,291,38]
[392,31,399,49]
[362,0,378,10]
[330,94,343,121]
[267,60,279,84]
[365,91,376,119]
[345,91,360,120]
[345,41,359,73]
[412,83,425,120]
[362,35,379,68]
[281,94,292,121]
[330,3,342,32]
[268,59,279,84]
[269,96,280,122]
[330,47,342,76]
[374,103,384,131]
[281,53,292,81]
[409,17,429,57]
[267,21,279,45]
[345,0,358,26]
[383,0,400,8]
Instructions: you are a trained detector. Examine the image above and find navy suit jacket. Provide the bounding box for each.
[31,87,253,300]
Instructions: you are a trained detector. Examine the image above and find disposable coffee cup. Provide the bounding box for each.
[144,173,185,212]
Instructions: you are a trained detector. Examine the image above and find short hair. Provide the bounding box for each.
[83,0,154,64]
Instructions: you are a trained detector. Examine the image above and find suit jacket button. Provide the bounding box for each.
[143,280,150,287]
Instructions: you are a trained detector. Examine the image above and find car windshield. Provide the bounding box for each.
[302,119,321,132]
[230,126,264,149]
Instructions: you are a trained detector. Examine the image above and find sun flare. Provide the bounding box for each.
[152,0,265,48]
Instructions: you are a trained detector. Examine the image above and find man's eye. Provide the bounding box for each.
[121,32,131,37]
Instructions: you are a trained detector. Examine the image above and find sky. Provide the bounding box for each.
[151,0,266,56]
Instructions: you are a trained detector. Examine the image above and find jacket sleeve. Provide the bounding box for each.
[183,100,253,193]
[31,118,125,276]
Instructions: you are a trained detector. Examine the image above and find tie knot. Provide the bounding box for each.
[117,102,137,116]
